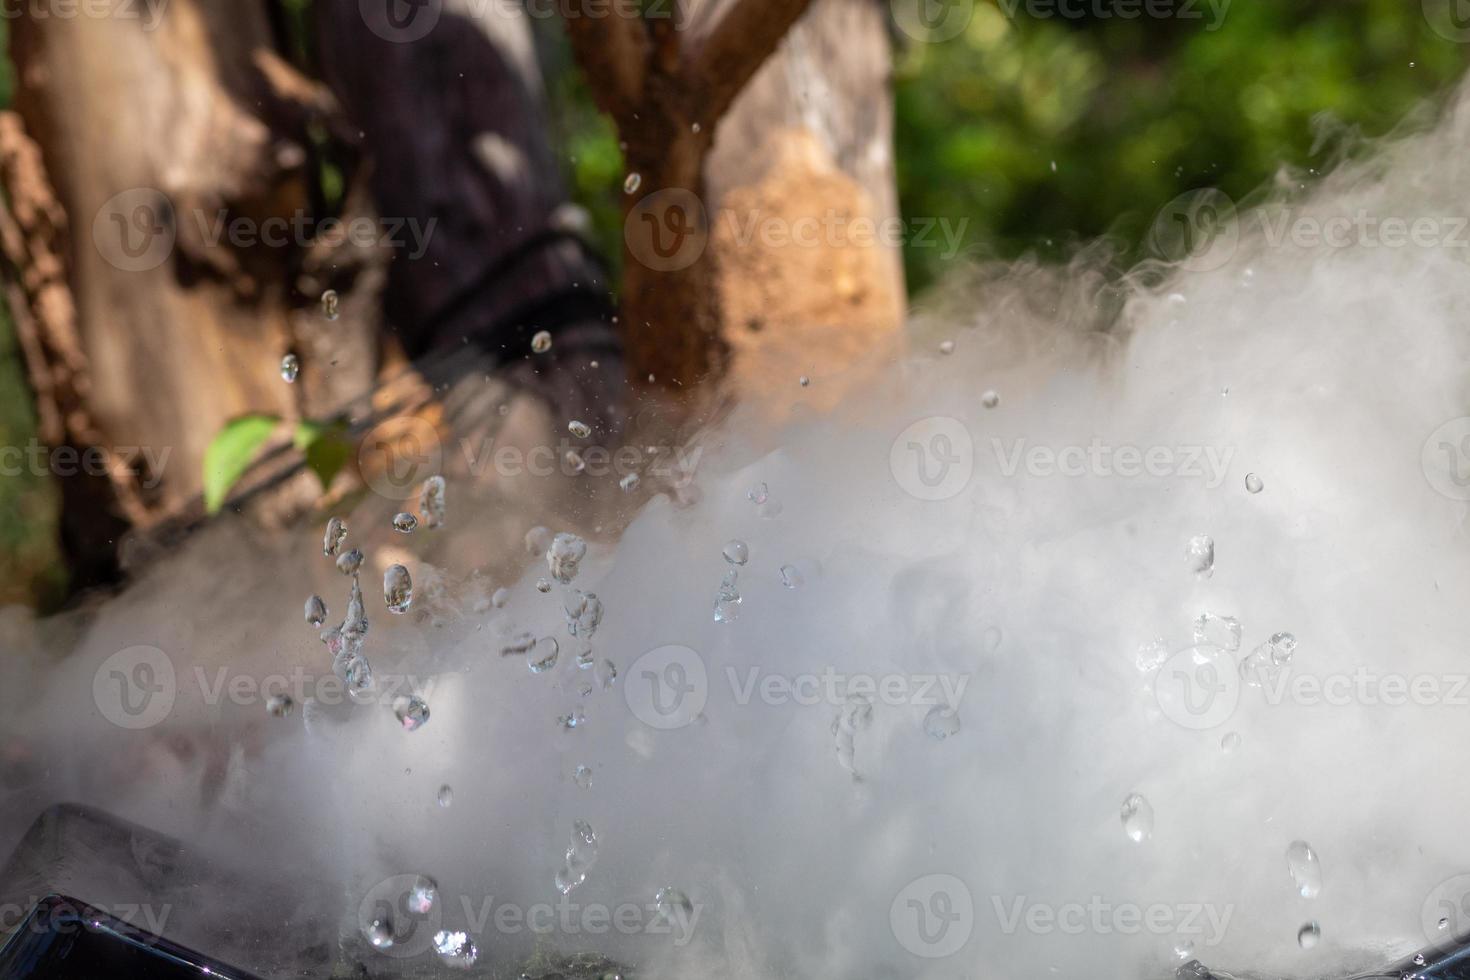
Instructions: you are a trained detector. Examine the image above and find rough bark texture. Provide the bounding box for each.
[563,0,904,408]
[6,0,382,585]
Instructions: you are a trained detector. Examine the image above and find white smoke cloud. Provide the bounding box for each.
[7,77,1470,980]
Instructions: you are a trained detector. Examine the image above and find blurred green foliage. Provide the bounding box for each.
[1,2,1467,607]
[893,0,1468,290]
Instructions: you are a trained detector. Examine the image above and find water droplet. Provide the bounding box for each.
[564,590,604,637]
[981,390,1001,409]
[1121,793,1154,843]
[525,526,552,555]
[923,704,961,739]
[491,587,510,608]
[266,693,294,718]
[574,765,593,789]
[305,594,327,628]
[393,695,431,732]
[1297,921,1320,949]
[1185,534,1215,577]
[565,449,586,474]
[619,472,640,492]
[336,548,364,576]
[527,636,560,673]
[557,707,586,731]
[1193,612,1241,652]
[568,420,592,438]
[722,539,749,565]
[556,820,599,893]
[393,512,418,533]
[1135,638,1169,672]
[654,887,693,926]
[1221,731,1241,753]
[779,564,803,589]
[322,517,347,557]
[833,695,872,778]
[1286,840,1322,898]
[406,875,439,914]
[713,569,742,623]
[321,289,339,321]
[623,172,641,194]
[419,475,446,529]
[939,339,955,355]
[595,659,618,689]
[748,482,769,505]
[1173,939,1194,961]
[548,532,588,584]
[1268,631,1297,666]
[280,353,300,383]
[691,121,701,133]
[536,578,552,594]
[1245,473,1264,494]
[384,564,413,614]
[433,930,477,969]
[531,330,553,354]
[362,914,394,949]
[798,375,810,387]
[437,784,453,807]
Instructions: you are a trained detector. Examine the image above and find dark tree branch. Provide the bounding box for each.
[684,0,815,122]
[561,3,651,128]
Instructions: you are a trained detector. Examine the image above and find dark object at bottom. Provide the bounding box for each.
[0,895,264,980]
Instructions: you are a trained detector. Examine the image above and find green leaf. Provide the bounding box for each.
[203,414,280,514]
[295,419,353,495]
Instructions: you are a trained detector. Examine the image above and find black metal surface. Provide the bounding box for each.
[0,895,264,980]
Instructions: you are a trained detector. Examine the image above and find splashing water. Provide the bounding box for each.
[15,72,1470,980]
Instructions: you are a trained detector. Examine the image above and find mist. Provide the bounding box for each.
[4,76,1470,980]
